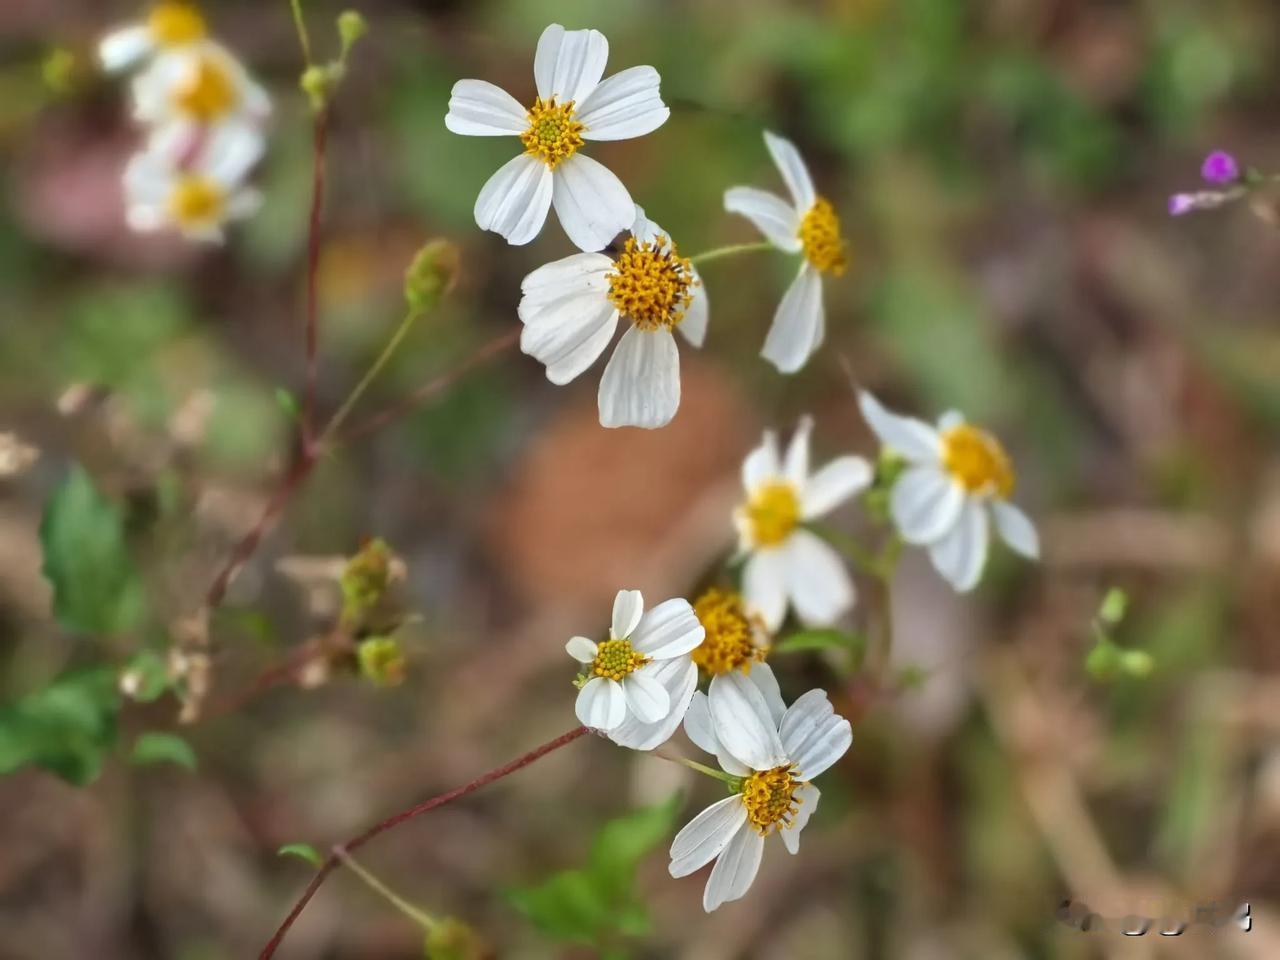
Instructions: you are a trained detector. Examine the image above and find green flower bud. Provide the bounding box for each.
[357,636,406,687]
[43,47,77,94]
[1098,587,1128,626]
[340,538,403,623]
[1085,641,1120,681]
[337,10,368,56]
[424,917,489,960]
[1120,650,1154,678]
[404,239,461,313]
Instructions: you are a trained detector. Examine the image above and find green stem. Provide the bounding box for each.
[688,241,775,267]
[314,307,423,449]
[334,848,436,931]
[655,751,740,786]
[288,0,313,65]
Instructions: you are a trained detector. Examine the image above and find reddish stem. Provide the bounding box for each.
[338,327,520,444]
[258,725,589,958]
[301,109,330,449]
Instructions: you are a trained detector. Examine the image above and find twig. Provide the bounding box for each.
[258,725,589,958]
[301,109,329,449]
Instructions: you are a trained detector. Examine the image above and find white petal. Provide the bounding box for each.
[708,672,788,771]
[764,130,817,211]
[742,431,781,492]
[598,326,680,429]
[801,456,873,519]
[444,78,528,136]
[578,65,669,140]
[99,26,153,72]
[474,153,553,245]
[520,292,618,385]
[609,659,697,751]
[678,270,709,347]
[784,530,855,626]
[199,121,265,186]
[992,501,1040,560]
[779,689,852,779]
[669,796,748,878]
[520,252,614,302]
[761,264,824,375]
[723,186,803,252]
[742,549,788,632]
[622,668,670,723]
[890,466,965,545]
[685,692,752,776]
[938,409,964,431]
[928,499,990,593]
[565,635,598,663]
[857,391,942,463]
[783,415,812,487]
[781,783,820,854]
[631,598,704,658]
[747,662,786,727]
[534,24,609,105]
[552,154,634,252]
[611,589,644,639]
[703,822,764,911]
[575,676,626,730]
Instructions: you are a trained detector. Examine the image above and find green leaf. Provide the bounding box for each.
[277,843,324,868]
[275,387,300,420]
[588,793,681,899]
[130,732,197,771]
[0,668,120,785]
[775,629,866,657]
[39,465,145,635]
[122,650,170,702]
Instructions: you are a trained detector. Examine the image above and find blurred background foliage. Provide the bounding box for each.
[1,0,1280,957]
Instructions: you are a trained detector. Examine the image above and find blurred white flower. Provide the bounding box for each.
[735,417,871,630]
[566,589,704,736]
[518,205,707,429]
[445,23,670,250]
[859,390,1039,592]
[98,2,208,73]
[131,40,270,147]
[670,673,852,912]
[724,131,848,374]
[0,432,39,478]
[124,122,263,242]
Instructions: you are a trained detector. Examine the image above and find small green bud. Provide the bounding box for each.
[404,239,461,313]
[424,917,488,960]
[299,64,331,111]
[337,10,368,56]
[357,636,407,687]
[340,538,403,624]
[1120,650,1154,678]
[43,47,77,94]
[1098,587,1128,626]
[1085,641,1120,681]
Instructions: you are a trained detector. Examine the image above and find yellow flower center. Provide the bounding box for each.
[691,589,768,676]
[941,423,1015,498]
[520,97,584,169]
[798,197,847,275]
[606,235,697,331]
[741,765,804,834]
[744,481,800,548]
[168,175,224,227]
[173,55,237,122]
[147,2,207,46]
[590,638,650,682]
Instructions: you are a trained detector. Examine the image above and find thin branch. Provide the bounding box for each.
[258,725,590,958]
[301,109,330,449]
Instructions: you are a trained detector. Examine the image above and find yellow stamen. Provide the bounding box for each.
[691,589,768,676]
[173,54,237,121]
[590,638,650,682]
[148,3,207,46]
[606,235,697,331]
[741,765,804,834]
[520,97,584,169]
[941,423,1015,498]
[743,481,800,548]
[168,175,224,227]
[798,196,847,275]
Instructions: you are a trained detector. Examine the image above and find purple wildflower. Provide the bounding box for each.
[1201,150,1239,185]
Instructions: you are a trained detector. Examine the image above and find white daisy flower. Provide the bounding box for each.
[124,121,264,242]
[98,2,208,73]
[670,672,852,912]
[724,131,848,374]
[518,205,708,429]
[858,390,1040,593]
[444,23,670,251]
[735,417,872,631]
[131,40,271,146]
[567,589,704,735]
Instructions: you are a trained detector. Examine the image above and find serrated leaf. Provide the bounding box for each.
[130,732,196,771]
[0,668,120,785]
[278,843,324,868]
[774,629,866,659]
[39,465,145,635]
